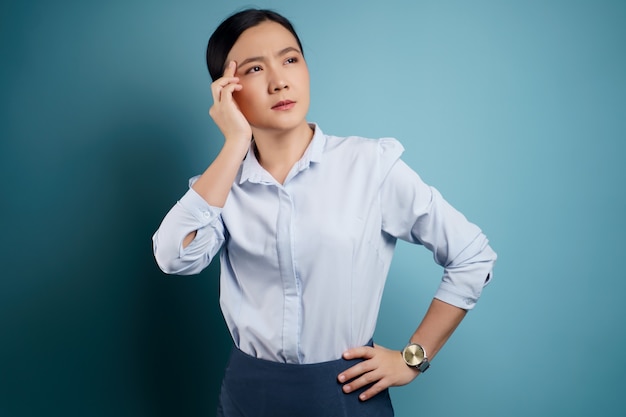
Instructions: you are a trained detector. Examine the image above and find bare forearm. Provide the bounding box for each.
[192,140,249,207]
[194,60,252,208]
[409,298,467,361]
[181,140,248,248]
[338,298,467,401]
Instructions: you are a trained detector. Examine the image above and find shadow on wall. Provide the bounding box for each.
[0,89,231,417]
[104,104,231,416]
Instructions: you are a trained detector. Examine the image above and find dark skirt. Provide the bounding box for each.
[217,340,394,417]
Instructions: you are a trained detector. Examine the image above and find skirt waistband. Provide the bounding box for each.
[217,338,394,417]
[230,338,375,370]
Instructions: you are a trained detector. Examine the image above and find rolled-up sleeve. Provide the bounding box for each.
[380,155,497,310]
[152,177,226,275]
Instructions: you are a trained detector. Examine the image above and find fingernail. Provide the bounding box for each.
[359,394,367,401]
[338,374,345,382]
[343,385,351,393]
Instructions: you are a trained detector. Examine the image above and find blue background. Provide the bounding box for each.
[1,0,625,416]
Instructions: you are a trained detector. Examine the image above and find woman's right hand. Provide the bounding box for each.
[209,61,252,150]
[187,60,252,210]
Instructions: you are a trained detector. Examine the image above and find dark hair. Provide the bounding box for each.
[206,9,304,81]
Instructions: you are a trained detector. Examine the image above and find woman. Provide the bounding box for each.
[153,8,497,417]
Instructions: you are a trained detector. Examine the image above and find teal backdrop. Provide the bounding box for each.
[2,0,625,416]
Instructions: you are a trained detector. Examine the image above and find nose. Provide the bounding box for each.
[268,67,288,93]
[272,81,288,92]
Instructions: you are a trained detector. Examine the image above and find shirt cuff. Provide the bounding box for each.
[434,285,478,310]
[178,183,222,226]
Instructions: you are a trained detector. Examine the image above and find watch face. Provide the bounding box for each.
[403,344,425,367]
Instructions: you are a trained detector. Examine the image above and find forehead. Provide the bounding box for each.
[226,20,300,61]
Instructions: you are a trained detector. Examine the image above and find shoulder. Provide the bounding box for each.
[324,134,405,175]
[311,124,406,174]
[323,131,404,157]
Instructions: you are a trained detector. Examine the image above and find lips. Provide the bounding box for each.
[271,100,295,110]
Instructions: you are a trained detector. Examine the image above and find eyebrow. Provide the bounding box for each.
[237,46,302,68]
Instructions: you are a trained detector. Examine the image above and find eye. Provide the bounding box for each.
[285,57,298,64]
[245,65,262,74]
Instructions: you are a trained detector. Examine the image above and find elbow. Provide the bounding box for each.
[154,257,179,275]
[153,249,184,275]
[152,239,198,276]
[154,252,202,276]
[152,227,219,276]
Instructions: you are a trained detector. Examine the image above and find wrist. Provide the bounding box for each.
[401,342,430,373]
[221,137,251,160]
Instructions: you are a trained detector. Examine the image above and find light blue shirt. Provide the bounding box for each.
[152,124,497,364]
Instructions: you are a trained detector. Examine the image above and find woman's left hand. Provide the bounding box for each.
[337,344,420,401]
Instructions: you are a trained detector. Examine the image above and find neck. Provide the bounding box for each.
[252,122,314,184]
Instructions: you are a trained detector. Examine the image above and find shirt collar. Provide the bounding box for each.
[239,123,326,185]
[306,123,326,164]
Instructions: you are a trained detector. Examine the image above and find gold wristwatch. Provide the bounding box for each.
[402,343,430,373]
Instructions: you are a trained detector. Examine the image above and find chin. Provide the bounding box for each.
[254,116,309,133]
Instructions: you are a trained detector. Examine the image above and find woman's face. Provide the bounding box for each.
[225,21,310,133]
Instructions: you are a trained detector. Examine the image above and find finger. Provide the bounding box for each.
[212,76,240,91]
[337,358,376,384]
[223,60,237,77]
[342,370,377,393]
[211,62,240,103]
[219,82,242,101]
[342,346,376,360]
[357,380,390,402]
[211,78,239,103]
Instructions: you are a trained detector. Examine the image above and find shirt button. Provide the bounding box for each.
[203,211,211,219]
